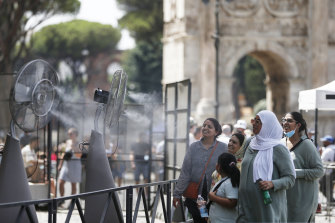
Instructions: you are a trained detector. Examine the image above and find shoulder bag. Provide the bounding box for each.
[182,142,218,199]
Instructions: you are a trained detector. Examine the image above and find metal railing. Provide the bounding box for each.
[319,164,335,222]
[0,180,177,223]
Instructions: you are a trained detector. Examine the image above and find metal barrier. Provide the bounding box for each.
[0,179,177,223]
[319,163,335,222]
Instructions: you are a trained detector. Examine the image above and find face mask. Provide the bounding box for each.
[284,125,299,138]
[284,129,295,138]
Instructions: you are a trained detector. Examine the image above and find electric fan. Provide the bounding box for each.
[9,59,59,135]
[84,70,127,223]
[93,70,127,134]
[0,59,59,222]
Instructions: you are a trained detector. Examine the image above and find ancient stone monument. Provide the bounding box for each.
[162,0,335,136]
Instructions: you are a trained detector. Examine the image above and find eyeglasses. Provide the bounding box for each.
[281,118,296,124]
[251,118,262,125]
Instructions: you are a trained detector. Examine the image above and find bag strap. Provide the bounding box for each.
[206,177,229,207]
[212,177,229,192]
[197,141,219,185]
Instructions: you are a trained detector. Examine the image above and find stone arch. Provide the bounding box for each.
[223,41,299,116]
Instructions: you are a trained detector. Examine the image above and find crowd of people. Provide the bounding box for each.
[173,110,330,223]
[12,109,335,221]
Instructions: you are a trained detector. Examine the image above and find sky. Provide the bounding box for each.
[32,0,135,50]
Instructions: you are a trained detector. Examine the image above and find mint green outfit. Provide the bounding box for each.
[237,141,295,222]
[285,136,324,222]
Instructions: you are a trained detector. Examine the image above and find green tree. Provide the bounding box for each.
[0,0,80,73]
[0,0,80,132]
[122,40,162,93]
[234,55,266,109]
[243,56,266,106]
[117,0,163,42]
[30,20,121,89]
[31,20,121,59]
[116,0,163,98]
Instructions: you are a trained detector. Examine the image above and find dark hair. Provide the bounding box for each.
[217,153,240,187]
[231,133,245,146]
[285,111,308,137]
[30,136,39,143]
[205,118,222,138]
[194,126,202,135]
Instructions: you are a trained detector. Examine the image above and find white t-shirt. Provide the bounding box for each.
[209,177,238,223]
[321,144,335,175]
[21,145,37,168]
[217,135,230,144]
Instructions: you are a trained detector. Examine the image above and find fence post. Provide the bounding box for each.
[126,186,133,223]
[167,182,171,223]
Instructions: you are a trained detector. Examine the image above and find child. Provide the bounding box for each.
[208,153,240,223]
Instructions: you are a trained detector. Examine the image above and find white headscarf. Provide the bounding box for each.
[250,110,284,182]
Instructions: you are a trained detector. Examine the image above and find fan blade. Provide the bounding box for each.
[37,115,49,129]
[105,71,127,128]
[35,60,45,82]
[111,73,127,126]
[23,107,37,130]
[14,83,31,102]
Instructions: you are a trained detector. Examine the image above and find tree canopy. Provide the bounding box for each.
[0,0,80,72]
[234,55,266,107]
[116,0,163,98]
[117,0,163,42]
[30,20,121,59]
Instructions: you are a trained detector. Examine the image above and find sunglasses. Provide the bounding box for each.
[281,118,296,124]
[251,118,262,125]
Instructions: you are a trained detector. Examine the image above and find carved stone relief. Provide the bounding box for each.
[221,0,261,17]
[221,0,305,18]
[264,0,304,17]
[220,18,307,37]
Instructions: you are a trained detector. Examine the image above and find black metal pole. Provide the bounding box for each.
[214,0,220,119]
[47,122,52,199]
[315,108,318,148]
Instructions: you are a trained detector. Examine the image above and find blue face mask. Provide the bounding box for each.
[284,129,295,138]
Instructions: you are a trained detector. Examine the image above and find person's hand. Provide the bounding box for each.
[173,197,181,208]
[131,162,135,169]
[258,180,274,190]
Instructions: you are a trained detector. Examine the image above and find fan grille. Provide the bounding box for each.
[9,59,59,132]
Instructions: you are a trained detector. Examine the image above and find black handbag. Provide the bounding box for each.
[206,177,228,211]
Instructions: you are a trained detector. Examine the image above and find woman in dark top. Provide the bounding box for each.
[173,118,228,223]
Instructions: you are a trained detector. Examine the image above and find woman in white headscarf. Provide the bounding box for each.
[237,110,295,222]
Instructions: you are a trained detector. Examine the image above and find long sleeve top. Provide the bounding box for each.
[286,135,324,222]
[237,139,295,223]
[173,139,227,199]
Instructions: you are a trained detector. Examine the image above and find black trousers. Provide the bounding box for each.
[184,198,207,223]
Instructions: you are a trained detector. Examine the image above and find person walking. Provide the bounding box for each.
[237,110,295,222]
[173,118,227,223]
[282,111,324,222]
[58,128,82,200]
[319,135,335,203]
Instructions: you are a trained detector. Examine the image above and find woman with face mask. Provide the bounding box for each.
[282,111,324,222]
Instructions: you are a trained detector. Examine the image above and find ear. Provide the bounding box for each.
[215,163,220,173]
[296,122,302,131]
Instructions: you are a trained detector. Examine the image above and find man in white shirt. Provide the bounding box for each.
[21,136,39,180]
[319,135,335,202]
[233,120,247,135]
[217,124,232,144]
